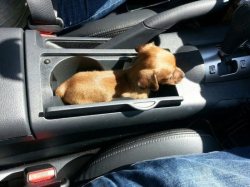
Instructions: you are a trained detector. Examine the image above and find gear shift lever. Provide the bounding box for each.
[220,1,250,55]
[195,1,250,83]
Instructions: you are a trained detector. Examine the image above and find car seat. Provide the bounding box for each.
[78,128,220,180]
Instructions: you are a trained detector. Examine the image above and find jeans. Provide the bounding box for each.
[83,146,250,187]
[57,0,126,29]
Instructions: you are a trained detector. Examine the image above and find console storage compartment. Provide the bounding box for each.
[27,30,233,140]
[25,31,190,138]
[42,54,182,118]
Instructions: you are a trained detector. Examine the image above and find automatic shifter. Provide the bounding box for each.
[200,1,250,82]
[220,1,250,56]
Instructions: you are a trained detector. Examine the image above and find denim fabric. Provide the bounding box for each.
[83,146,250,187]
[57,0,125,28]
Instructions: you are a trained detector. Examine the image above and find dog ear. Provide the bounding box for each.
[138,70,159,91]
[169,67,185,84]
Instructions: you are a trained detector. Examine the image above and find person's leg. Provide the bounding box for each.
[56,0,126,29]
[83,146,250,187]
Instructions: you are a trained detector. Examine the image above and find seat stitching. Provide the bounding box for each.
[95,133,210,161]
[87,13,156,36]
[101,130,210,155]
[88,25,133,37]
[88,134,212,169]
[94,28,130,37]
[88,134,211,170]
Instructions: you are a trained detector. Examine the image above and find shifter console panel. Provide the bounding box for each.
[200,47,250,82]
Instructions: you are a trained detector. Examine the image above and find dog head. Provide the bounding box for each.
[135,43,185,91]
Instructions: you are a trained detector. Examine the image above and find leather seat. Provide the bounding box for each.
[62,9,157,38]
[82,128,220,180]
[61,0,196,38]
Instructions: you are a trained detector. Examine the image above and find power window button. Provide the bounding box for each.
[209,65,216,74]
[240,60,247,69]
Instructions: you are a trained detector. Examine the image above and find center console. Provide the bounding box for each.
[25,31,204,139]
[0,27,250,167]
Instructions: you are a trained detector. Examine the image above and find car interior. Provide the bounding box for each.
[0,0,250,186]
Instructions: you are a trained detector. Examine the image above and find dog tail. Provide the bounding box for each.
[55,82,67,98]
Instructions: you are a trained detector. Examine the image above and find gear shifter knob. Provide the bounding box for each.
[221,1,250,55]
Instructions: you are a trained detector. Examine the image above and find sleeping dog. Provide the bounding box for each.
[55,43,184,104]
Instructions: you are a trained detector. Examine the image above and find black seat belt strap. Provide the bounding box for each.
[26,0,64,32]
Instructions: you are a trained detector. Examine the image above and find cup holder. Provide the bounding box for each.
[50,56,104,92]
[44,54,182,118]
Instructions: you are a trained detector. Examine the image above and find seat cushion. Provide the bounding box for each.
[83,128,220,179]
[61,0,198,38]
[62,9,157,37]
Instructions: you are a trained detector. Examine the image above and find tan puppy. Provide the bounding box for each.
[55,43,184,104]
